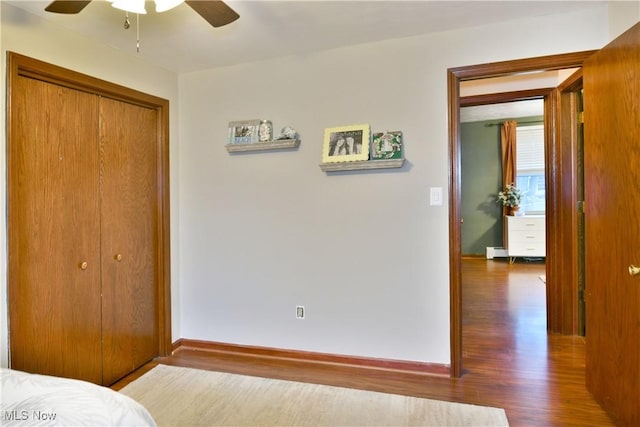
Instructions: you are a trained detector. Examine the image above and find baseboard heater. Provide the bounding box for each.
[486,246,508,259]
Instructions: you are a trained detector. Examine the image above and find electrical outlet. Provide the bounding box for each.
[296,305,305,319]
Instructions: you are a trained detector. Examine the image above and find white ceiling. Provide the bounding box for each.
[6,0,606,74]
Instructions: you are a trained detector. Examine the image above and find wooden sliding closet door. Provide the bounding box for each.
[100,98,159,385]
[8,76,103,384]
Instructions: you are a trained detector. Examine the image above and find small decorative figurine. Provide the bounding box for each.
[258,120,273,142]
[276,126,299,140]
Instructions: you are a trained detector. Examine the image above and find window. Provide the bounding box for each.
[516,124,545,214]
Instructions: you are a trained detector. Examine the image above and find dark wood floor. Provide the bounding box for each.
[113,258,613,426]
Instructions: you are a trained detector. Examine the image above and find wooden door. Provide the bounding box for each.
[100,97,159,385]
[8,76,103,383]
[584,22,640,426]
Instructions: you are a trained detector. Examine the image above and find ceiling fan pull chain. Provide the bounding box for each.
[136,13,140,53]
[120,11,140,53]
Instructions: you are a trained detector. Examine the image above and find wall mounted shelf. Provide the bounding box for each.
[319,158,405,172]
[225,139,300,153]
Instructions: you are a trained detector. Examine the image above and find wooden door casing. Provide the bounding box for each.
[100,98,160,385]
[448,51,596,376]
[8,77,103,383]
[584,22,640,426]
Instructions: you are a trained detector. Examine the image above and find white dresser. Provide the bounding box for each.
[506,215,546,259]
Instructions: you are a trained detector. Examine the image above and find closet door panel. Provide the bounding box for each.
[100,97,159,385]
[8,77,102,383]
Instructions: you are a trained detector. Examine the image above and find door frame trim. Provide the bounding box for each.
[448,51,595,377]
[6,51,172,359]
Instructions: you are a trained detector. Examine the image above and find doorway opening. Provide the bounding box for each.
[460,96,548,380]
[448,51,595,377]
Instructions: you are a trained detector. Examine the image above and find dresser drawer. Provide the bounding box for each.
[508,229,546,244]
[507,217,545,231]
[508,241,546,257]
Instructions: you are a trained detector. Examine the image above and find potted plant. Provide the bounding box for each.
[497,183,523,215]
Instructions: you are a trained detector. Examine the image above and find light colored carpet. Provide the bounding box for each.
[119,364,509,427]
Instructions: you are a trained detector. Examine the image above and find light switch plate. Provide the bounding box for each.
[430,187,443,206]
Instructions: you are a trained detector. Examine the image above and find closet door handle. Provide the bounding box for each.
[79,261,88,270]
[115,254,123,262]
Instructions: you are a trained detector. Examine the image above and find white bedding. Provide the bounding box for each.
[0,368,156,426]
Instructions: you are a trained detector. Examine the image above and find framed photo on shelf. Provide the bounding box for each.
[322,124,370,163]
[228,120,261,145]
[371,130,403,160]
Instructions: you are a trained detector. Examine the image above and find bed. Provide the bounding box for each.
[0,368,156,426]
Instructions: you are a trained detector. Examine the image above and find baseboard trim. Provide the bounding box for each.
[172,339,450,377]
[462,254,486,259]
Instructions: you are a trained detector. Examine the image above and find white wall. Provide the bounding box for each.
[178,6,610,364]
[609,1,640,39]
[0,2,181,368]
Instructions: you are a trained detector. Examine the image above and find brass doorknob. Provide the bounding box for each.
[79,261,88,270]
[629,265,640,276]
[115,254,123,262]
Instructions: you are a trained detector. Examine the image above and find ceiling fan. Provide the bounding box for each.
[44,0,240,28]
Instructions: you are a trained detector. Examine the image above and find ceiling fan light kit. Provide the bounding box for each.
[154,0,185,13]
[110,0,185,14]
[111,0,147,15]
[45,0,239,28]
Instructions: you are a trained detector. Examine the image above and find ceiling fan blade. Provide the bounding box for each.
[185,1,239,28]
[45,1,92,14]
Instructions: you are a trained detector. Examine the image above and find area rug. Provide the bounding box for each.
[119,364,509,426]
